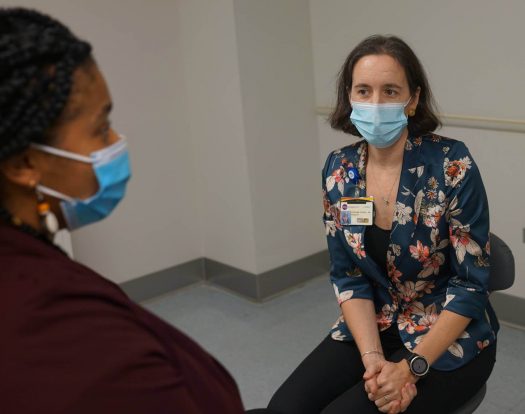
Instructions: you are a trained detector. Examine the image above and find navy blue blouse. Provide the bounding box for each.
[322,134,498,371]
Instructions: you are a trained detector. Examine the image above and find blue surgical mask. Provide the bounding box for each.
[31,136,131,230]
[349,99,411,148]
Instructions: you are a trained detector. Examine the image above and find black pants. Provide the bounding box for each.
[266,326,496,414]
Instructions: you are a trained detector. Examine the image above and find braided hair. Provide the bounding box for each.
[0,7,92,161]
[0,8,92,244]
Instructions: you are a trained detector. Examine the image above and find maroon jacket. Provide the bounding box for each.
[0,225,245,414]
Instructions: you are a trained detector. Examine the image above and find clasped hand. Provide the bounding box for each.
[362,356,418,414]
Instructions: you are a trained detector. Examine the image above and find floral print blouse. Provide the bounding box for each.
[322,134,498,371]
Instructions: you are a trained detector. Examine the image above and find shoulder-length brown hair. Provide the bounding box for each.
[330,35,441,137]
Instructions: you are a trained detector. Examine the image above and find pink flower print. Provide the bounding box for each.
[326,166,348,195]
[427,177,438,189]
[410,241,430,263]
[398,311,417,334]
[426,189,437,200]
[377,304,394,330]
[397,281,419,304]
[408,302,438,332]
[423,205,444,228]
[477,339,490,350]
[344,231,366,259]
[450,225,482,264]
[334,167,346,183]
[323,190,331,217]
[387,252,402,283]
[341,158,354,169]
[444,156,472,187]
[419,252,445,278]
[329,204,341,230]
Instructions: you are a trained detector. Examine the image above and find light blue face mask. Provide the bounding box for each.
[31,136,131,230]
[349,99,411,148]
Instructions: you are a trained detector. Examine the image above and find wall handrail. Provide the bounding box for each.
[315,106,525,134]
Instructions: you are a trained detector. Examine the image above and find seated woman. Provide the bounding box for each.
[268,35,497,414]
[0,8,245,413]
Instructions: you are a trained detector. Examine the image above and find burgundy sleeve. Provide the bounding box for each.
[1,270,243,414]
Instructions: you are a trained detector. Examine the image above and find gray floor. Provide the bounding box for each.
[143,276,525,413]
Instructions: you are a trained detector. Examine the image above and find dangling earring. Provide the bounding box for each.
[34,183,59,237]
[408,108,416,117]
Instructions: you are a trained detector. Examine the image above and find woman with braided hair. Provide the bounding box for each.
[0,8,245,413]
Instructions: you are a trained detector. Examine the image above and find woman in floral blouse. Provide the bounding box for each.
[268,35,497,414]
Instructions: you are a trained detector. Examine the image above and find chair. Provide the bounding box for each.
[451,232,515,414]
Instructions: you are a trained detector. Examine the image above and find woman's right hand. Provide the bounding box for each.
[362,353,387,398]
[363,356,418,413]
[377,383,417,414]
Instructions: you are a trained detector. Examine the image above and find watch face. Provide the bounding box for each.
[412,357,428,375]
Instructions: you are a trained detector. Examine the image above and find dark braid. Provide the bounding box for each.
[0,8,92,244]
[0,7,92,161]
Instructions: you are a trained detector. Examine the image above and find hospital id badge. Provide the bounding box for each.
[340,196,374,226]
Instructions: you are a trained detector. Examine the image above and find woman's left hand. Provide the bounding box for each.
[371,360,418,411]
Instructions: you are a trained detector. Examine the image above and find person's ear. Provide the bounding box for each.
[407,86,421,117]
[412,86,421,109]
[0,149,42,189]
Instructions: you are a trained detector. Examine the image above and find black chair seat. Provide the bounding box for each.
[450,383,486,414]
[450,232,514,413]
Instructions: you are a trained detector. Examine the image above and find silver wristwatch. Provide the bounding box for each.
[405,352,430,377]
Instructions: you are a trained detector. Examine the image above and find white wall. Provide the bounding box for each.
[309,0,525,119]
[174,0,325,275]
[310,0,525,298]
[12,0,202,283]
[8,1,523,295]
[234,0,324,273]
[9,1,324,280]
[174,0,258,273]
